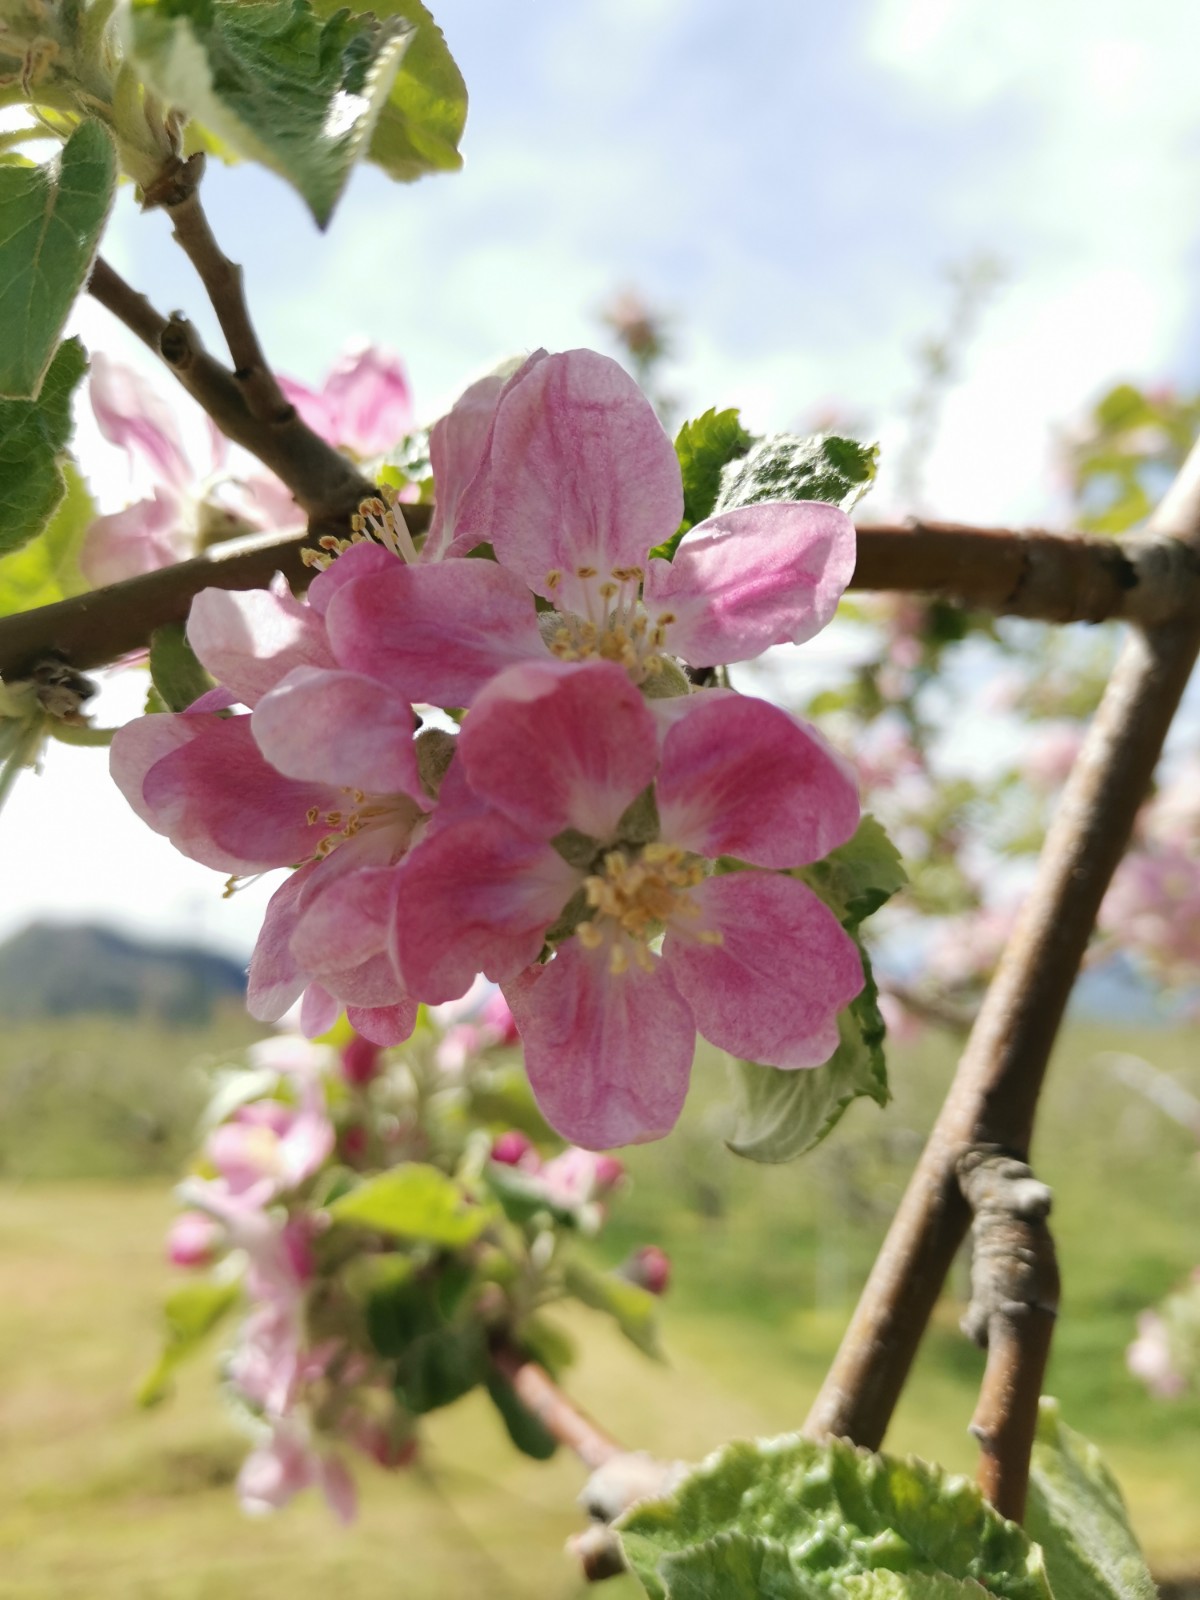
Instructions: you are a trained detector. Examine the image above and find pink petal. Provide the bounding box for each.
[140,714,334,873]
[110,710,205,832]
[656,689,860,866]
[292,866,407,1008]
[464,350,682,609]
[322,344,413,459]
[663,872,863,1068]
[80,489,189,586]
[346,1000,417,1046]
[306,540,403,616]
[318,1452,359,1525]
[324,558,543,709]
[248,867,318,1021]
[424,371,507,561]
[504,939,696,1148]
[252,667,424,800]
[277,376,339,446]
[188,585,335,708]
[300,981,340,1037]
[89,353,192,491]
[460,659,658,840]
[391,813,579,1003]
[643,501,856,666]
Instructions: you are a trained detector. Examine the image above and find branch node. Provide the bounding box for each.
[140,149,205,210]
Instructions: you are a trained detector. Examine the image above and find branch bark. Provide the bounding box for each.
[802,438,1200,1459]
[489,1343,622,1472]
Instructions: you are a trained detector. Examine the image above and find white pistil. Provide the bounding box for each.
[544,563,676,683]
[577,842,721,974]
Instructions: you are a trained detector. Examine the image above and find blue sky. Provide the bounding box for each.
[7,0,1200,949]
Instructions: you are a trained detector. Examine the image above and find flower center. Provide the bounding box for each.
[304,788,422,861]
[577,842,712,973]
[542,565,676,683]
[302,486,419,570]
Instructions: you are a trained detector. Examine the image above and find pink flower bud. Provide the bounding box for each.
[480,989,520,1045]
[593,1155,625,1194]
[619,1245,671,1296]
[342,1123,368,1161]
[491,1130,534,1166]
[167,1210,223,1268]
[341,1033,382,1087]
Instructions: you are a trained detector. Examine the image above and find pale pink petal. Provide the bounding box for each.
[318,1453,359,1524]
[252,666,423,800]
[292,867,407,1008]
[663,872,863,1068]
[219,470,304,535]
[277,375,339,444]
[300,981,339,1037]
[424,370,506,561]
[80,489,190,586]
[322,345,412,458]
[643,501,856,666]
[657,689,860,866]
[238,1426,318,1515]
[110,710,206,832]
[505,938,696,1148]
[90,353,192,490]
[306,541,403,616]
[140,715,334,873]
[279,1109,336,1187]
[346,1000,418,1046]
[465,350,682,608]
[391,814,579,1003]
[248,867,319,1021]
[188,585,336,707]
[325,559,543,708]
[460,660,658,840]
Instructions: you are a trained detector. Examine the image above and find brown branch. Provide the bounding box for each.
[87,257,373,520]
[489,1343,622,1472]
[957,1149,1060,1522]
[803,438,1200,1459]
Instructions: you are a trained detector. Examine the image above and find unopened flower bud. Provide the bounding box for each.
[618,1245,671,1296]
[593,1155,625,1194]
[167,1210,223,1268]
[341,1033,382,1087]
[491,1130,533,1166]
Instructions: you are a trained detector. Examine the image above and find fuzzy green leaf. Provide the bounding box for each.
[651,406,755,561]
[0,460,93,615]
[0,338,88,555]
[307,0,466,181]
[798,814,908,928]
[617,1434,1051,1600]
[485,1372,559,1461]
[0,121,115,399]
[1025,1400,1158,1600]
[563,1255,663,1359]
[715,433,878,517]
[148,622,213,712]
[138,1279,240,1406]
[124,0,416,226]
[329,1162,492,1247]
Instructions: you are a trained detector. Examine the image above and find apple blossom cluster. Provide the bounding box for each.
[155,994,669,1521]
[112,347,868,1150]
[1127,1270,1200,1400]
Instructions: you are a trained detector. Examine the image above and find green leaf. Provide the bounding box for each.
[0,337,88,555]
[728,945,889,1162]
[0,121,115,399]
[397,1318,485,1414]
[124,0,416,226]
[307,0,466,182]
[715,433,878,517]
[653,406,755,559]
[328,1162,493,1247]
[797,814,908,928]
[617,1434,1051,1600]
[485,1371,559,1461]
[844,1578,999,1599]
[149,621,213,711]
[563,1255,662,1360]
[138,1279,240,1406]
[1024,1399,1158,1600]
[0,460,93,615]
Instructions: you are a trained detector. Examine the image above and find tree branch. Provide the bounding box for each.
[802,437,1200,1461]
[489,1343,622,1472]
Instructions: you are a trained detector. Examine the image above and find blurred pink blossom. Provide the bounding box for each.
[279,344,413,460]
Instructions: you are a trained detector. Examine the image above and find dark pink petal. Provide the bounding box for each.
[391,813,579,1003]
[325,559,543,709]
[467,350,682,608]
[187,585,335,707]
[460,660,658,839]
[643,501,856,666]
[423,370,506,561]
[504,939,696,1149]
[110,710,204,832]
[90,353,192,490]
[80,489,188,586]
[292,867,405,1007]
[140,714,334,872]
[306,541,402,617]
[346,1000,418,1046]
[663,872,863,1068]
[248,867,315,1022]
[252,667,423,800]
[657,689,860,867]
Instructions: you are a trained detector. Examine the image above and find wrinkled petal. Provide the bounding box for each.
[140,714,334,873]
[248,866,319,1021]
[644,501,856,666]
[80,489,189,586]
[90,353,192,490]
[424,370,506,561]
[505,939,695,1149]
[188,585,335,707]
[464,350,682,609]
[663,872,862,1068]
[306,540,403,616]
[252,666,423,800]
[460,660,658,840]
[391,812,579,1003]
[326,559,543,709]
[657,689,860,867]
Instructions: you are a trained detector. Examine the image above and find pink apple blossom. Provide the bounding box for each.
[166,1210,223,1268]
[279,343,413,461]
[618,1245,671,1296]
[392,658,863,1148]
[323,348,856,709]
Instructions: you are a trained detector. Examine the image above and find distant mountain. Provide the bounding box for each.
[0,922,247,1027]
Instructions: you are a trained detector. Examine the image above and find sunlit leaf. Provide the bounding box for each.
[563,1255,662,1360]
[715,432,877,517]
[149,621,213,712]
[328,1162,492,1246]
[0,338,88,555]
[138,1279,241,1406]
[0,461,93,615]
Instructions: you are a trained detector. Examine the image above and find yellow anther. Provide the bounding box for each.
[306,806,320,825]
[576,565,598,579]
[545,569,562,590]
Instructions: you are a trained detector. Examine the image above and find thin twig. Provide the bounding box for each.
[87,257,373,519]
[489,1343,622,1472]
[957,1149,1060,1522]
[803,436,1200,1460]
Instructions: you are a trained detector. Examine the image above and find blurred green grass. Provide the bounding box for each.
[0,1015,1198,1597]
